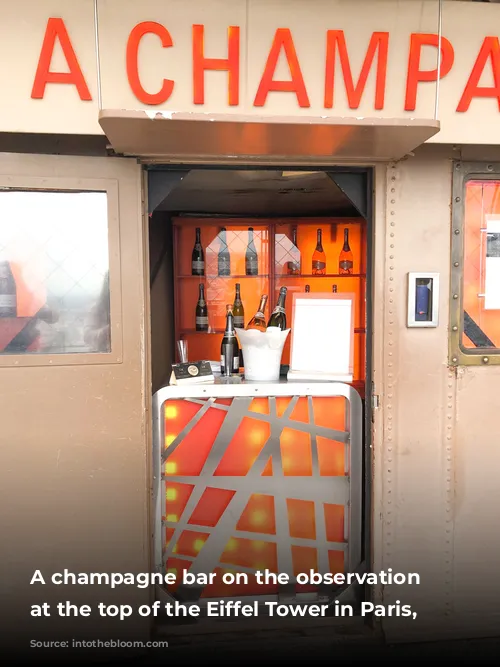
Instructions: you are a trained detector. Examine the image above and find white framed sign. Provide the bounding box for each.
[287,292,355,382]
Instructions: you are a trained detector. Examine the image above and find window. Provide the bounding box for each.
[0,190,110,356]
[451,163,500,365]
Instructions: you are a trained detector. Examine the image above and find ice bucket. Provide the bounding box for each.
[236,327,290,382]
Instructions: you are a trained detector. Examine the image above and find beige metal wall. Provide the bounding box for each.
[372,145,500,642]
[0,153,151,655]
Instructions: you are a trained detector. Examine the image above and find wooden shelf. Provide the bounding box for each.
[278,273,366,279]
[178,274,270,279]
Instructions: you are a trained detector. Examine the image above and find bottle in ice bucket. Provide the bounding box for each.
[267,286,287,330]
[246,294,268,332]
[221,304,240,376]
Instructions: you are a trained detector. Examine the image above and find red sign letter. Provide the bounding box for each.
[324,31,388,110]
[405,33,454,111]
[457,37,500,112]
[254,28,310,108]
[31,18,91,100]
[127,22,174,105]
[192,25,240,105]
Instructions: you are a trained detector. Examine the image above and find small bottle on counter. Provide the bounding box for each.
[221,305,240,376]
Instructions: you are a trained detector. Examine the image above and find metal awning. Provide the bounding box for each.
[99,110,440,164]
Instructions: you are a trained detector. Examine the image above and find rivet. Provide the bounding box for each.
[452,357,458,363]
[454,229,460,235]
[453,294,458,299]
[455,197,460,203]
[452,326,458,331]
[455,163,461,170]
[391,199,395,204]
[487,164,493,171]
[390,222,395,226]
[483,357,489,364]
[454,262,459,267]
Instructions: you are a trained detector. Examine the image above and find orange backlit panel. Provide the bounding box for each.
[463,181,500,349]
[173,218,367,396]
[164,395,348,599]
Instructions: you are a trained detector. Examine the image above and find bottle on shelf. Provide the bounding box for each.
[287,226,301,275]
[305,284,310,293]
[267,286,287,330]
[312,228,326,275]
[247,294,268,332]
[332,284,338,293]
[221,304,240,376]
[217,227,231,276]
[191,227,204,276]
[195,284,208,332]
[0,259,17,317]
[233,283,245,328]
[339,228,353,275]
[245,227,258,276]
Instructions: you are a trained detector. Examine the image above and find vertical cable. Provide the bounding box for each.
[93,0,103,109]
[434,0,443,119]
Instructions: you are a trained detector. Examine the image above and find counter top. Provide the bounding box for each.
[154,377,359,401]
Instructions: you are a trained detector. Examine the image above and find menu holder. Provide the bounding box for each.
[170,361,215,385]
[287,292,355,382]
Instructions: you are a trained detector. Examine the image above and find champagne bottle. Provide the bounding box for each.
[247,294,268,332]
[287,226,300,275]
[233,283,244,328]
[218,227,231,276]
[312,228,326,275]
[332,284,338,293]
[245,227,258,276]
[267,287,287,330]
[0,260,17,317]
[195,283,208,331]
[191,227,204,276]
[339,228,353,274]
[221,305,240,375]
[305,284,310,293]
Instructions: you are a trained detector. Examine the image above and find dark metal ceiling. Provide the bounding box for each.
[155,170,360,218]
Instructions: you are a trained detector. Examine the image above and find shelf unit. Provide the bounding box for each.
[172,217,367,394]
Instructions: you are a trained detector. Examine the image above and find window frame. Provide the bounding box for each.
[0,175,123,368]
[450,161,500,366]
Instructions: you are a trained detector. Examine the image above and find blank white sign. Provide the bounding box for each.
[290,297,353,374]
[485,218,500,310]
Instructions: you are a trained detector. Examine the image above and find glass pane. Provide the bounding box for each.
[462,180,500,350]
[0,190,110,355]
